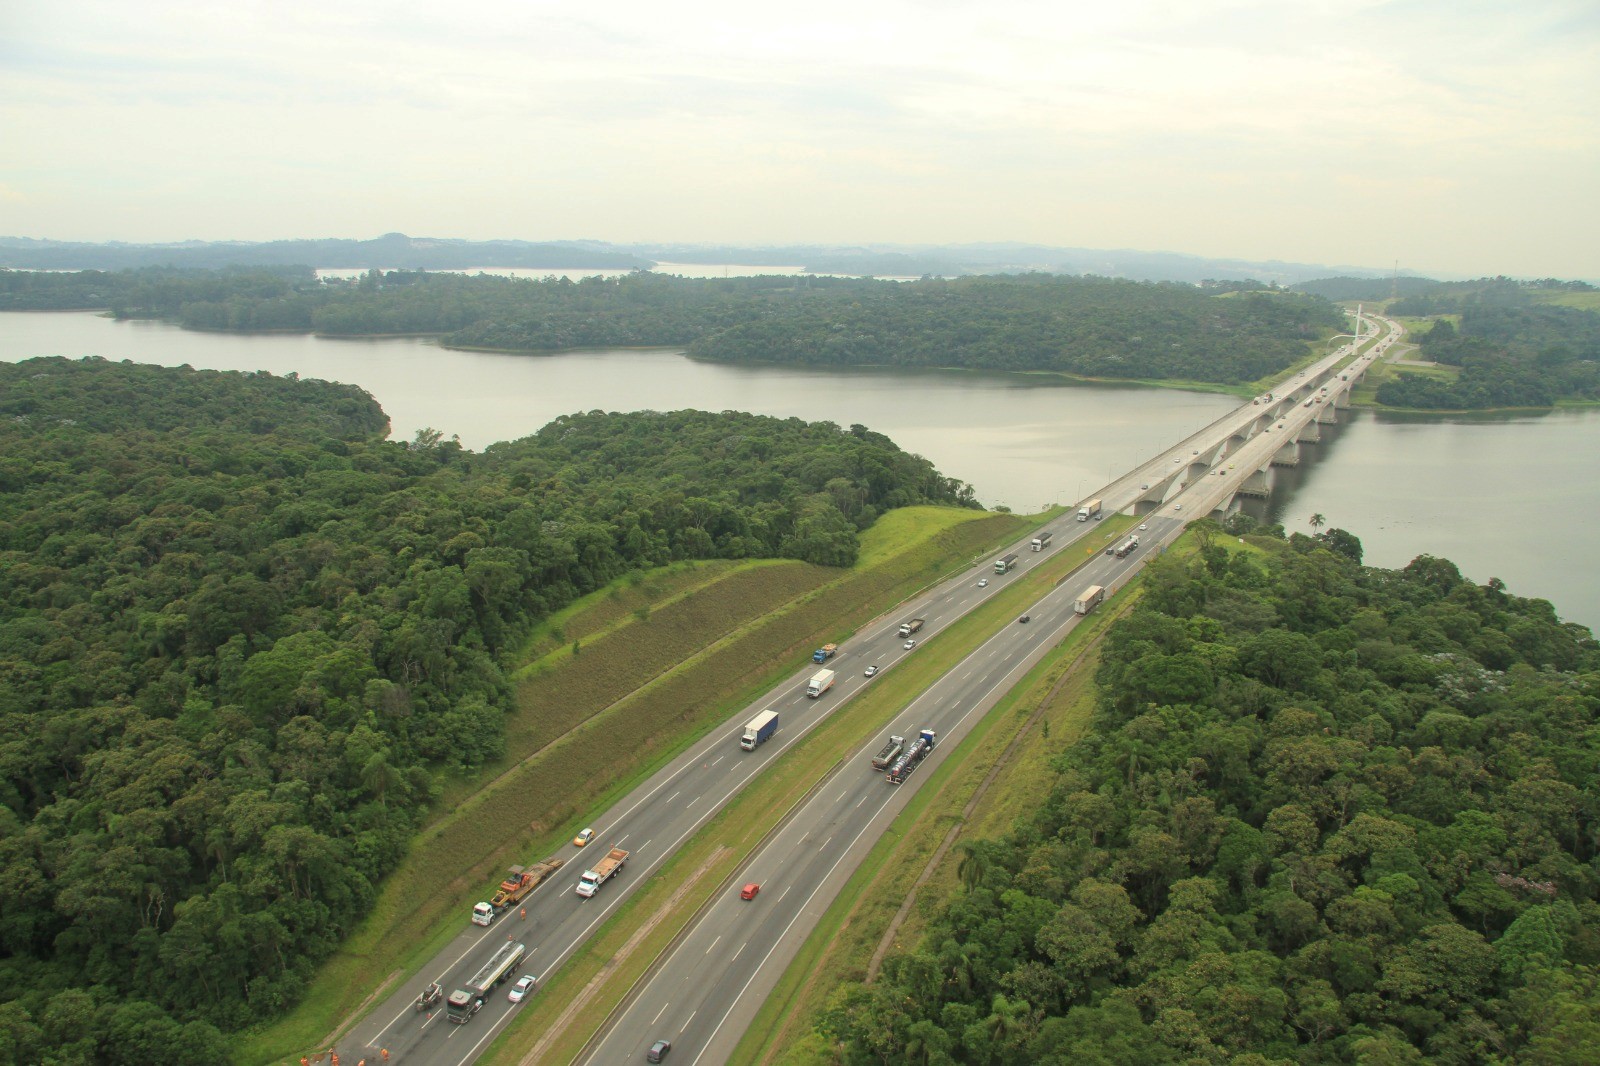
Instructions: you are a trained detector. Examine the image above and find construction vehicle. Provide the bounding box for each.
[472,857,565,925]
[812,643,838,663]
[575,847,628,897]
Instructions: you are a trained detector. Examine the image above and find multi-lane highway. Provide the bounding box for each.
[324,310,1397,1066]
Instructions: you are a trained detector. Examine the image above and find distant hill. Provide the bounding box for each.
[0,232,652,271]
[0,233,1473,287]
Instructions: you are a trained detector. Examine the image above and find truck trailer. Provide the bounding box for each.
[1073,585,1105,615]
[898,618,925,637]
[471,857,566,925]
[1076,498,1103,522]
[886,728,937,784]
[812,643,838,663]
[575,848,628,898]
[741,709,779,750]
[1031,531,1052,551]
[994,553,1018,574]
[1114,536,1140,558]
[446,940,526,1023]
[806,669,836,698]
[870,735,905,770]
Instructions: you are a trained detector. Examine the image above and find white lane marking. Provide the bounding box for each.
[705,935,722,955]
[652,1002,669,1025]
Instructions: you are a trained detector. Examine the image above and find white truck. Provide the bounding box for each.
[1076,498,1102,522]
[1074,584,1105,615]
[806,669,836,698]
[1031,531,1052,551]
[575,847,628,898]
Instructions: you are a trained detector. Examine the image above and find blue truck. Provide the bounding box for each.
[812,643,838,663]
[741,709,779,750]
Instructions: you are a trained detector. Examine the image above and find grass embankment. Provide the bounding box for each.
[474,515,1137,1064]
[241,505,1028,1063]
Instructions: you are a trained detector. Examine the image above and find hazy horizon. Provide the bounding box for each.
[4,1,1597,279]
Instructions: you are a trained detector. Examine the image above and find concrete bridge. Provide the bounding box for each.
[1081,308,1402,522]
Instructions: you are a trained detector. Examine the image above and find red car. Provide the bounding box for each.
[740,883,760,900]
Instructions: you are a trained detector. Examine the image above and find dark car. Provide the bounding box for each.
[648,1039,672,1062]
[1018,615,1030,624]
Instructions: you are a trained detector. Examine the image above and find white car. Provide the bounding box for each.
[508,975,536,1003]
[864,665,879,677]
[903,639,917,650]
[1138,523,1148,531]
[977,578,988,588]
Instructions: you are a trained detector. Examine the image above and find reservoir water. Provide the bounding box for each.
[3,310,1595,632]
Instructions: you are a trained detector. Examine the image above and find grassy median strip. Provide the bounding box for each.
[471,520,1124,1064]
[240,506,1028,1063]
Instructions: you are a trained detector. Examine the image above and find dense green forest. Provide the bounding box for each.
[0,357,971,1062]
[1280,276,1600,410]
[1378,281,1600,410]
[826,525,1600,1064]
[0,267,1343,385]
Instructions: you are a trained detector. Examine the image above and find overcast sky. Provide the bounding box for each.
[3,0,1597,278]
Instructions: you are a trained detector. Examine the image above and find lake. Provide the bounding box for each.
[2,310,1595,632]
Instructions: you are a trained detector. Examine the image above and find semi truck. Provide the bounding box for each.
[1076,498,1103,522]
[886,728,937,785]
[995,553,1018,574]
[1031,531,1052,551]
[806,669,836,698]
[471,857,566,925]
[446,940,527,1023]
[1114,536,1140,558]
[740,709,779,750]
[812,643,838,663]
[870,735,905,770]
[575,847,628,898]
[898,618,925,638]
[1073,584,1105,615]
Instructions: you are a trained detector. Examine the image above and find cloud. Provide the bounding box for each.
[1,0,1596,276]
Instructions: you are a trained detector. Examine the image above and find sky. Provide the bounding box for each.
[2,0,1597,279]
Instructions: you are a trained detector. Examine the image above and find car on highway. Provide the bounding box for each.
[573,828,595,847]
[977,578,988,587]
[1018,615,1030,624]
[741,882,760,900]
[647,1039,672,1062]
[508,974,536,1003]
[1139,483,1148,490]
[903,639,917,650]
[863,665,879,677]
[1138,523,1148,531]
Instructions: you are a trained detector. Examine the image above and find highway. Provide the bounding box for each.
[578,309,1401,1064]
[324,310,1397,1066]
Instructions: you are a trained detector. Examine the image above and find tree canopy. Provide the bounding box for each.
[0,356,971,1058]
[826,527,1600,1064]
[0,267,1345,385]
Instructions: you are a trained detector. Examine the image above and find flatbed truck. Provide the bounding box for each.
[472,857,565,925]
[576,848,628,898]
